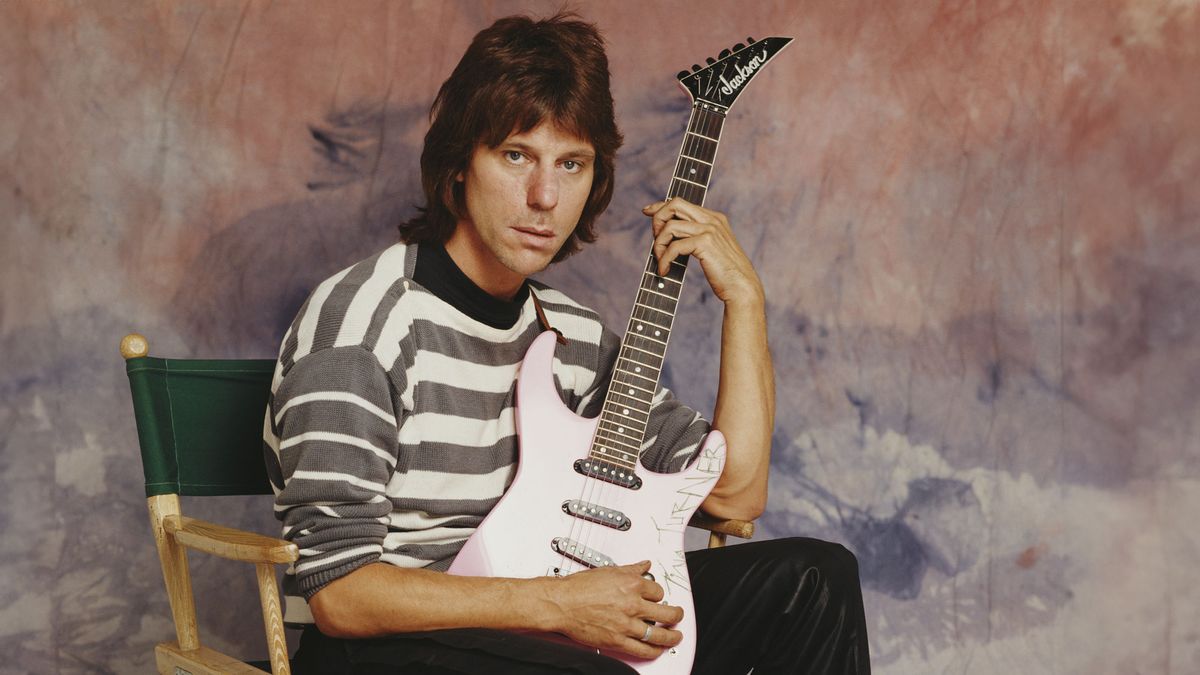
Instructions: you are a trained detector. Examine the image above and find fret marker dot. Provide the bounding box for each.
[634,367,642,373]
[654,330,661,337]
[628,388,635,394]
[618,427,625,433]
[690,168,697,174]
[658,282,664,288]
[636,324,643,331]
[623,408,630,414]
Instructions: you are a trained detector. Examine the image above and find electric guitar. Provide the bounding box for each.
[447,36,793,673]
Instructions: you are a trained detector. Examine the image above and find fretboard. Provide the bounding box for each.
[589,102,728,470]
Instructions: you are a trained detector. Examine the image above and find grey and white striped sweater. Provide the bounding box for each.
[263,242,709,623]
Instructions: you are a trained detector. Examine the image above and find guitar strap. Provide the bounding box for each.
[529,288,569,346]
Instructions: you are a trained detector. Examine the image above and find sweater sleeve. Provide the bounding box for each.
[268,345,403,599]
[579,326,711,474]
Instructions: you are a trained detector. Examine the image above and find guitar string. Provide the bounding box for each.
[561,103,723,579]
[582,103,712,578]
[579,103,711,578]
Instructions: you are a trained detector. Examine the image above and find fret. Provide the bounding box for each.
[628,315,669,333]
[608,389,653,412]
[613,378,656,397]
[612,368,658,391]
[635,285,678,303]
[641,272,683,293]
[600,400,649,425]
[626,336,667,357]
[599,417,647,438]
[593,429,643,453]
[681,134,717,161]
[675,156,713,185]
[672,175,707,190]
[685,129,717,142]
[668,181,706,204]
[621,341,664,363]
[631,303,674,328]
[643,258,689,285]
[616,353,660,374]
[590,446,637,466]
[619,344,664,370]
[614,362,662,384]
[635,291,677,314]
[604,403,652,425]
[592,442,637,459]
[614,360,659,387]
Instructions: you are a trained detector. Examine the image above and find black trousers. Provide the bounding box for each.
[292,538,871,674]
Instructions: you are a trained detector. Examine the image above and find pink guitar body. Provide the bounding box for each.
[447,331,726,674]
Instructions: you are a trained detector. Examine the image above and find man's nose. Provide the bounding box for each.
[527,165,559,211]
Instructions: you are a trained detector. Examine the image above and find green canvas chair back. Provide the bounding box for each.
[125,342,276,498]
[121,333,295,675]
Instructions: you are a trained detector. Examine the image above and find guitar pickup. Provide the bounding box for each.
[562,500,632,531]
[551,537,616,569]
[574,459,642,490]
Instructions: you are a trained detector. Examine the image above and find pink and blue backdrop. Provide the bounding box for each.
[2,1,1198,673]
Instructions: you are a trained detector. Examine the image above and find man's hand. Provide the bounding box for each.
[643,198,764,308]
[535,561,684,659]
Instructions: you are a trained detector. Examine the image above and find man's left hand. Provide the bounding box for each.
[643,198,764,307]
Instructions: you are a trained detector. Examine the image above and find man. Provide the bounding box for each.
[265,13,870,674]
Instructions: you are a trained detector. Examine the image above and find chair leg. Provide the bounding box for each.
[148,495,200,650]
[255,562,291,675]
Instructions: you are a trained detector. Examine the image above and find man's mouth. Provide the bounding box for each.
[513,226,554,238]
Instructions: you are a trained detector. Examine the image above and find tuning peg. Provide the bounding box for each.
[691,63,701,72]
[733,43,745,52]
[705,57,715,65]
[719,48,731,59]
[747,36,756,44]
[677,70,690,79]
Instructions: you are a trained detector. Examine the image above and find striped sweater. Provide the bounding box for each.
[263,242,709,623]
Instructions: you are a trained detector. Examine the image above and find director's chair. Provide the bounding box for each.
[121,332,754,674]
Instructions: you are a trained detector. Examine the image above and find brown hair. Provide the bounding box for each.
[399,12,623,262]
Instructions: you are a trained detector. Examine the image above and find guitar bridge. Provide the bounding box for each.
[551,537,615,569]
[574,459,642,490]
[562,500,631,531]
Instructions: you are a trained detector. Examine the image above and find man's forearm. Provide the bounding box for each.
[310,562,554,638]
[306,559,685,659]
[705,292,775,520]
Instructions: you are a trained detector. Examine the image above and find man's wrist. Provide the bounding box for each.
[722,283,766,312]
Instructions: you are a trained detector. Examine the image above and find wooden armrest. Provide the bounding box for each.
[687,511,755,540]
[163,515,298,564]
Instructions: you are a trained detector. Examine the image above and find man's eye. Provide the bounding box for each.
[562,160,581,173]
[504,151,524,163]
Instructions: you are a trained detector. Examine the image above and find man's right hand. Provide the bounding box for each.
[534,560,685,659]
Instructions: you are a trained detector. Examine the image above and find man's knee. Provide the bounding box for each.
[768,537,863,600]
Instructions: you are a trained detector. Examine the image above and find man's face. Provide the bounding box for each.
[447,121,595,298]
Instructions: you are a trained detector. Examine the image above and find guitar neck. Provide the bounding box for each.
[589,102,728,470]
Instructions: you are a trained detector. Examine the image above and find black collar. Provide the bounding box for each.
[413,242,529,329]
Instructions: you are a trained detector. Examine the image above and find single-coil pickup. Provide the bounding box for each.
[574,459,643,490]
[562,500,631,531]
[551,537,615,569]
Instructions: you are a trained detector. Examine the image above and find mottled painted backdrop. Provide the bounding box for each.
[2,1,1198,673]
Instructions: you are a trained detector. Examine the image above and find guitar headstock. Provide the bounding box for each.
[676,36,793,110]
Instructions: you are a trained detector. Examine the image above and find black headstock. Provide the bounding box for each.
[676,36,793,109]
